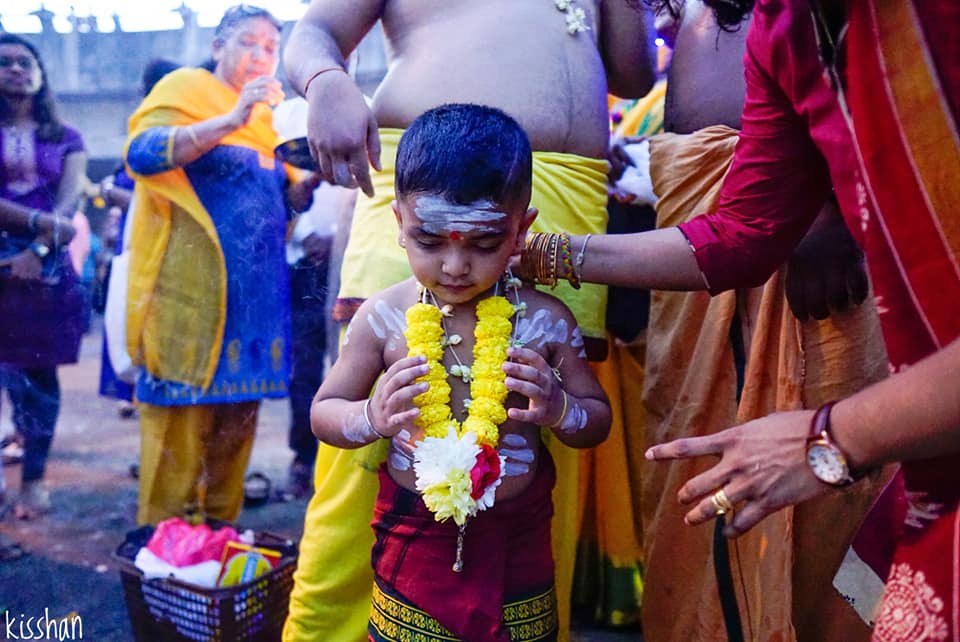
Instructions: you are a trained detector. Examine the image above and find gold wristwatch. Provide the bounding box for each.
[805,401,855,487]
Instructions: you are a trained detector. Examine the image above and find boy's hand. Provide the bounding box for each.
[503,347,565,426]
[368,356,430,438]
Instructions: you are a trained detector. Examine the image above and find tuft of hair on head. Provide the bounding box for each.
[214,4,281,42]
[395,103,533,209]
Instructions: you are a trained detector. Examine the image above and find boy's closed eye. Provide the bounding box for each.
[411,230,506,252]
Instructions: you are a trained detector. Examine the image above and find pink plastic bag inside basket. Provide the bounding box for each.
[145,518,239,567]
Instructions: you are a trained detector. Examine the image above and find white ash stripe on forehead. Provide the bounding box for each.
[413,195,507,235]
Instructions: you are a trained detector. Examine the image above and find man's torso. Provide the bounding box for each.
[373,0,610,158]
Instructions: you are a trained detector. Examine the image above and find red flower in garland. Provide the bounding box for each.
[470,445,502,500]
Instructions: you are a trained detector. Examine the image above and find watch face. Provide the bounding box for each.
[807,441,849,485]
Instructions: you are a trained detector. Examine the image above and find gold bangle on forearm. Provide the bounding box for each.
[522,232,584,288]
[183,125,201,150]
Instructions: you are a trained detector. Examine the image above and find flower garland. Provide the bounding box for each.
[404,287,519,526]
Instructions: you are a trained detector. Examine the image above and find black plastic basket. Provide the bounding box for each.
[115,523,298,642]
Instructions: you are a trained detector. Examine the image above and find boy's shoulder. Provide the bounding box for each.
[515,283,576,319]
[358,278,419,311]
[350,279,419,343]
[512,283,583,351]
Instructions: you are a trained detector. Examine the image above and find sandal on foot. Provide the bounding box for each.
[243,472,271,507]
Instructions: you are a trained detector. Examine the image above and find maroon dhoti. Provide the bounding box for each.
[369,449,558,642]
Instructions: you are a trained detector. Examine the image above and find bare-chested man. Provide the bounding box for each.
[281,3,654,641]
[637,2,887,641]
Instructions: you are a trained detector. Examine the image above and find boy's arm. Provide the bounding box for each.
[311,294,431,449]
[505,298,612,448]
[310,297,387,448]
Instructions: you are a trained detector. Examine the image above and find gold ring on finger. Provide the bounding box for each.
[711,488,735,515]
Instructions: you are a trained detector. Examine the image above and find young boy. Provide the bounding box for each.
[311,104,612,642]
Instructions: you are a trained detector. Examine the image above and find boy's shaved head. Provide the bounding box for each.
[396,104,533,210]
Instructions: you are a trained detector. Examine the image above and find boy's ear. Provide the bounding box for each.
[513,207,538,254]
[391,200,405,246]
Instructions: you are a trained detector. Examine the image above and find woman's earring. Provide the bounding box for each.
[398,238,406,248]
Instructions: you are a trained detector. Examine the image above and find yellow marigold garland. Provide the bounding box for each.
[404,295,515,447]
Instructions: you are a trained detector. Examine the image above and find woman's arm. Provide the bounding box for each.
[527,18,832,296]
[127,76,284,175]
[573,227,705,290]
[0,198,75,245]
[51,151,86,220]
[834,337,960,471]
[645,337,960,537]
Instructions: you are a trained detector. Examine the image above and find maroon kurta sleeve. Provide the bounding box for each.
[678,9,832,294]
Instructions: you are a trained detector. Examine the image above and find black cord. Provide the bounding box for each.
[713,516,745,642]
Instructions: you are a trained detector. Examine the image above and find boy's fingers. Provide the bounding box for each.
[507,346,541,365]
[502,361,542,383]
[504,377,543,401]
[386,407,420,429]
[507,407,538,423]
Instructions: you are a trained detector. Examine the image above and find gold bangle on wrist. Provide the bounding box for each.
[550,390,569,429]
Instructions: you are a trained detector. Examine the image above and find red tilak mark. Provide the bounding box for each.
[449,231,462,241]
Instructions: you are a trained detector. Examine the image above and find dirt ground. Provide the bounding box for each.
[0,323,638,641]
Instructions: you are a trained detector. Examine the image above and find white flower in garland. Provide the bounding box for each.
[414,427,505,525]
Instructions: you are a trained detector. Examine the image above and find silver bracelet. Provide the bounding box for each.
[574,233,592,285]
[362,399,389,440]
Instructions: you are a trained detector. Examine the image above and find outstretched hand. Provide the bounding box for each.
[644,410,831,537]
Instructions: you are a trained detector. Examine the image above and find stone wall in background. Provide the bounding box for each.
[9,20,387,163]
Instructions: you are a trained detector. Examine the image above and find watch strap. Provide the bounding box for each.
[810,401,838,439]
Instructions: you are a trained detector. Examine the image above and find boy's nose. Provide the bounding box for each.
[441,253,469,277]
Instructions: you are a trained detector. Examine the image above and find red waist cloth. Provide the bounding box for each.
[370,450,557,642]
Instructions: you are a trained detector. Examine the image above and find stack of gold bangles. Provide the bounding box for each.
[521,232,589,289]
[710,488,735,516]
